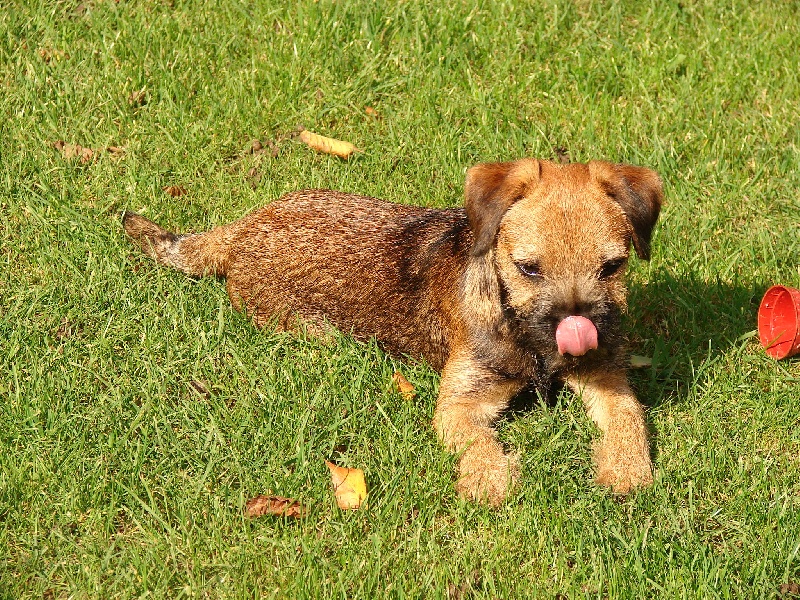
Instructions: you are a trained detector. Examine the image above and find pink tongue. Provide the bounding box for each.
[556,316,598,356]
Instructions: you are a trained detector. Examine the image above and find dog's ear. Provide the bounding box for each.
[590,161,663,260]
[465,158,541,256]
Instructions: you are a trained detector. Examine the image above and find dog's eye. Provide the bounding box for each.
[598,258,626,279]
[517,261,543,278]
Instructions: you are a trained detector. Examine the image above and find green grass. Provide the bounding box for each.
[2,0,800,597]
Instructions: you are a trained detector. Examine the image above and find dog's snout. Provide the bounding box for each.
[545,284,603,325]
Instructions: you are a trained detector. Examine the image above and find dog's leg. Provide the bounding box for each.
[567,372,653,493]
[434,354,524,505]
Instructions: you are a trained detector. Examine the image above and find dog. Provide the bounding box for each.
[123,158,662,505]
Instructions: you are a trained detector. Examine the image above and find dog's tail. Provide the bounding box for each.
[122,211,232,277]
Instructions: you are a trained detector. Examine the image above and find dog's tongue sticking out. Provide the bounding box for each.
[556,316,598,357]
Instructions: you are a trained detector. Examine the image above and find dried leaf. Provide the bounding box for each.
[38,48,69,64]
[779,582,800,598]
[188,379,210,399]
[299,129,360,159]
[365,106,379,117]
[128,89,148,107]
[162,185,188,197]
[245,495,307,519]
[55,318,73,340]
[53,140,95,163]
[107,145,126,156]
[325,461,367,510]
[392,371,416,400]
[248,138,279,158]
[629,355,652,369]
[554,146,571,164]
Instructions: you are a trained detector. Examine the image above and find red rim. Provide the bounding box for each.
[758,286,800,359]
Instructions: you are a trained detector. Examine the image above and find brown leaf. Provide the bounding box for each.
[325,461,367,510]
[162,185,188,197]
[38,48,69,64]
[246,166,262,189]
[128,89,148,108]
[365,106,379,117]
[779,582,800,598]
[188,379,210,399]
[392,371,416,400]
[446,570,483,599]
[54,140,95,163]
[248,138,279,158]
[245,495,307,518]
[107,146,125,156]
[554,146,571,164]
[55,318,73,340]
[299,129,360,159]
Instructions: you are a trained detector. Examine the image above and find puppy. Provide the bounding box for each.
[123,158,662,505]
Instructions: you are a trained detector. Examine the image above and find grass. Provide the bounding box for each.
[1,0,800,597]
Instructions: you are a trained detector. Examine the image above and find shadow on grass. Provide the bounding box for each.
[508,268,770,415]
[625,268,769,409]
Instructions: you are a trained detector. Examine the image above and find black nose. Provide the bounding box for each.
[548,301,596,325]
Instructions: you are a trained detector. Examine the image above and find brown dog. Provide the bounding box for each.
[123,158,662,505]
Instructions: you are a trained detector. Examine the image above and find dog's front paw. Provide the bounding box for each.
[594,434,653,494]
[455,438,520,506]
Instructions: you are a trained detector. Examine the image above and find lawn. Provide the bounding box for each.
[1,0,799,597]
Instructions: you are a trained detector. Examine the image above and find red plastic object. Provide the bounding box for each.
[758,285,800,359]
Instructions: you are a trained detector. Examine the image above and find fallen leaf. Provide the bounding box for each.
[128,89,148,107]
[392,371,416,400]
[446,570,483,599]
[54,140,95,163]
[325,460,367,509]
[245,495,307,518]
[55,318,73,340]
[299,129,360,159]
[248,138,279,158]
[365,106,379,117]
[188,379,210,399]
[107,145,125,156]
[162,185,188,197]
[779,582,800,598]
[554,146,571,164]
[246,166,262,188]
[629,355,653,369]
[38,48,69,64]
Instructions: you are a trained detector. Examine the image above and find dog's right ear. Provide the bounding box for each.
[465,158,541,257]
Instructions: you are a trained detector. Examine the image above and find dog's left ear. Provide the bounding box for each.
[465,158,541,256]
[590,161,663,260]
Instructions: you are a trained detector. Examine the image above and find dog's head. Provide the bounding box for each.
[464,158,662,372]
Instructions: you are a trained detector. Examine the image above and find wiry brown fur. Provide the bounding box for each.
[123,158,663,505]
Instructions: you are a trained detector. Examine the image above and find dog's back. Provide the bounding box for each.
[123,191,470,368]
